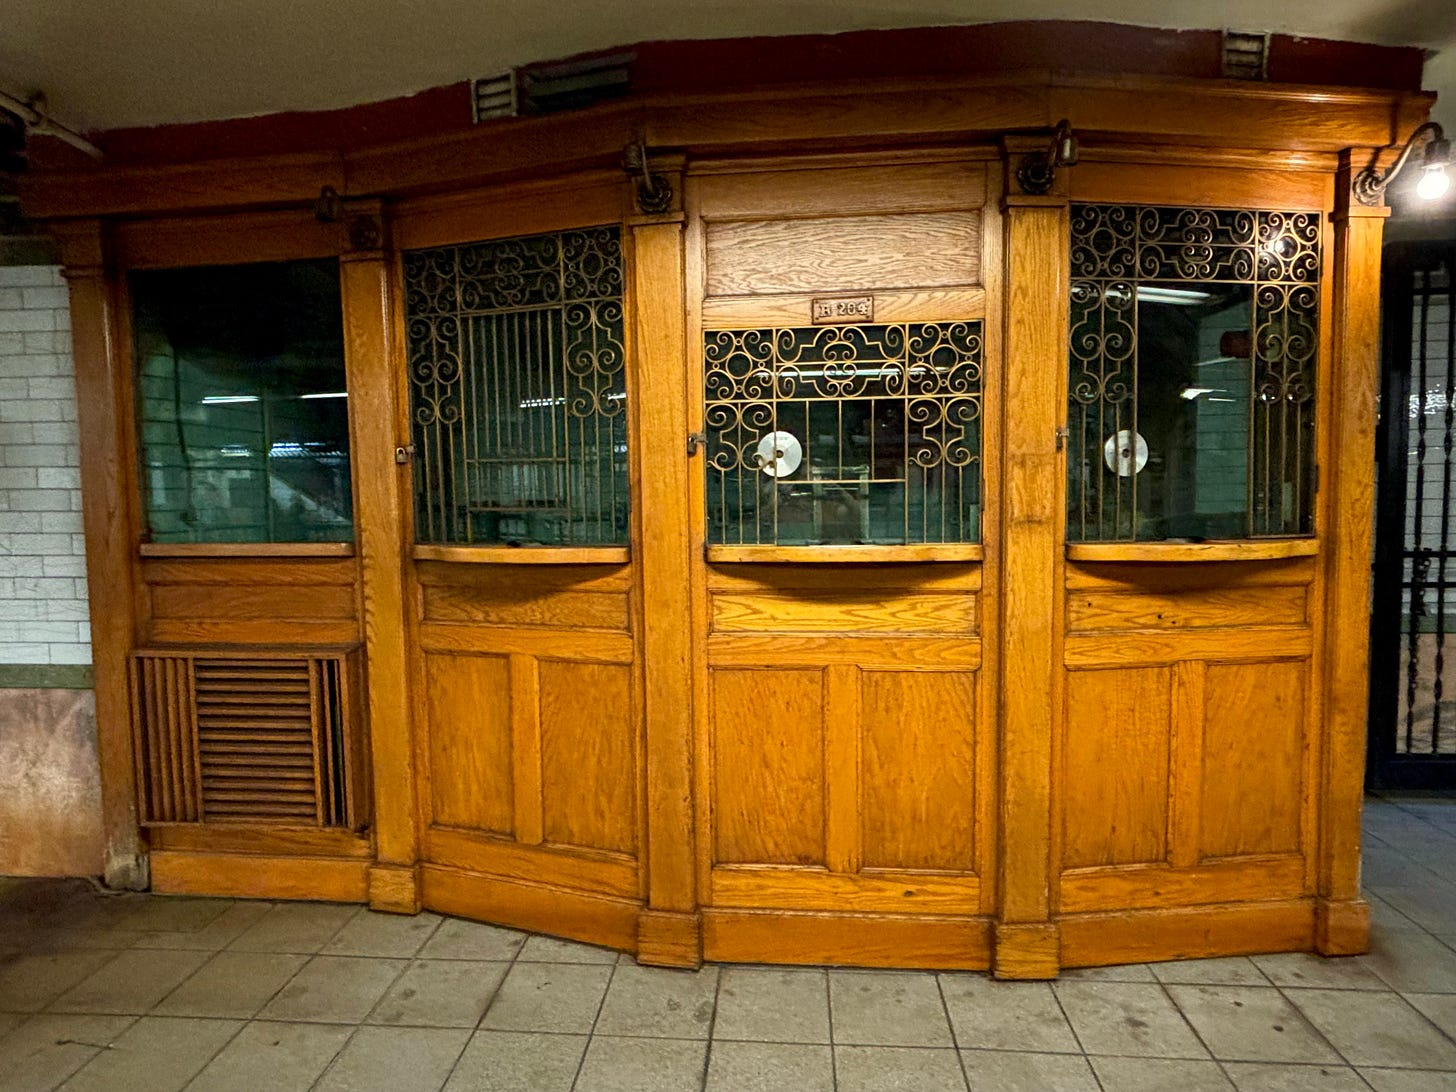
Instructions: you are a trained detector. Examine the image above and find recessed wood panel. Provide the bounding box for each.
[712,668,825,867]
[1066,586,1308,633]
[705,212,981,297]
[538,660,637,855]
[424,652,513,836]
[150,583,356,622]
[712,592,976,635]
[1201,660,1306,860]
[1062,667,1172,869]
[861,670,976,872]
[422,584,629,631]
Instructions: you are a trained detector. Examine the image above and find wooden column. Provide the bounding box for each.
[627,166,700,967]
[993,155,1069,979]
[1315,153,1384,954]
[339,206,421,912]
[55,220,148,891]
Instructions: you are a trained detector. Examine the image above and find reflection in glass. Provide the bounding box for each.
[131,259,352,544]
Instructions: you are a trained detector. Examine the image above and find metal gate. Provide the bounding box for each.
[1369,240,1456,788]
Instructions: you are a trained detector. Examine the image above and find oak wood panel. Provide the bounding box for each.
[150,850,368,902]
[712,668,825,867]
[1066,586,1308,633]
[711,592,976,635]
[424,827,637,899]
[149,584,357,623]
[1058,900,1315,968]
[147,619,361,645]
[691,157,989,219]
[147,824,372,858]
[141,558,358,586]
[706,564,980,595]
[139,542,355,558]
[112,207,345,269]
[416,560,632,593]
[539,660,638,856]
[861,670,977,872]
[412,546,631,565]
[1066,539,1319,563]
[1060,855,1306,914]
[824,663,862,875]
[705,211,981,297]
[1068,160,1329,213]
[509,654,544,847]
[1064,627,1313,668]
[418,623,634,663]
[1061,667,1171,870]
[422,652,513,837]
[709,866,979,913]
[702,288,985,329]
[392,174,629,252]
[1201,660,1307,860]
[702,908,991,970]
[707,634,981,670]
[422,584,629,631]
[1065,558,1317,592]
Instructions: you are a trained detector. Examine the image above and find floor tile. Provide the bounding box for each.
[226,902,359,954]
[1364,893,1425,934]
[185,1020,352,1092]
[418,917,527,962]
[1058,963,1158,982]
[48,947,210,1014]
[1359,928,1456,992]
[130,902,273,951]
[713,967,829,1044]
[1370,882,1456,934]
[114,896,232,935]
[0,1011,21,1038]
[1402,991,1456,1038]
[478,962,612,1033]
[573,1035,708,1092]
[322,910,442,957]
[834,1045,969,1092]
[0,1014,136,1092]
[57,1015,241,1092]
[1151,957,1271,986]
[1223,1062,1373,1091]
[314,1025,470,1092]
[829,970,954,1047]
[153,950,308,1019]
[1286,989,1456,1069]
[958,1049,1100,1091]
[1052,981,1208,1058]
[938,974,1080,1053]
[0,950,117,1012]
[1089,1056,1235,1091]
[442,1029,587,1092]
[1359,1069,1456,1091]
[594,963,719,1039]
[517,934,619,964]
[1363,854,1444,887]
[1250,953,1390,991]
[705,1041,833,1092]
[1165,985,1341,1064]
[257,955,406,1023]
[367,959,508,1027]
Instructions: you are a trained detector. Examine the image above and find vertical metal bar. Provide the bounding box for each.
[1407,267,1431,754]
[1439,261,1456,754]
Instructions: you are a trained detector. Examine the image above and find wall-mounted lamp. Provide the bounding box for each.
[622,139,672,214]
[1016,119,1079,195]
[1353,122,1450,205]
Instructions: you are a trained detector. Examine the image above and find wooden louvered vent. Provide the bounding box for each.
[131,649,365,828]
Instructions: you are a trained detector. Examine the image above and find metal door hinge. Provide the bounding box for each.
[1055,425,1069,452]
[394,444,416,465]
[687,431,707,457]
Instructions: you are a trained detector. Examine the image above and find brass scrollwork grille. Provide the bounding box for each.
[704,322,982,546]
[402,226,627,545]
[1068,203,1320,542]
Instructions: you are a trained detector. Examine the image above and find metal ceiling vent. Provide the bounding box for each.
[473,51,634,122]
[1222,31,1269,81]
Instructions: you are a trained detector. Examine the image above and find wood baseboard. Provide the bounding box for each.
[702,909,991,969]
[1059,899,1316,967]
[994,922,1061,979]
[1315,897,1371,955]
[637,909,702,968]
[149,850,368,902]
[420,863,640,953]
[368,863,422,914]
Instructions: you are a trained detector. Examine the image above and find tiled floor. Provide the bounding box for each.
[2,795,1454,1090]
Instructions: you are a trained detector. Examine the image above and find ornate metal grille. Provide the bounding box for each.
[403,227,627,545]
[1068,204,1319,542]
[704,322,982,546]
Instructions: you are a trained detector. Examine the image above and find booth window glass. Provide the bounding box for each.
[1067,204,1319,542]
[704,322,983,546]
[131,259,353,544]
[402,226,627,546]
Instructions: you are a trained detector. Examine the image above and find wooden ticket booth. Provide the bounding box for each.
[25,27,1431,976]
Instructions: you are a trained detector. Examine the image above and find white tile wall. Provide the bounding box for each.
[0,266,91,666]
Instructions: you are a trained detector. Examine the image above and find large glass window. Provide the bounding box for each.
[402,226,627,546]
[1067,204,1319,542]
[131,259,352,544]
[704,322,982,546]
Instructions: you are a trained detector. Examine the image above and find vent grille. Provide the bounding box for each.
[472,72,516,122]
[1222,31,1269,81]
[132,650,363,828]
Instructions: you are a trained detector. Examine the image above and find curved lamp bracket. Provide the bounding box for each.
[1016,119,1079,196]
[1353,122,1450,206]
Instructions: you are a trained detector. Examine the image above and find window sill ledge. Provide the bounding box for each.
[139,543,355,558]
[412,545,630,565]
[706,544,983,563]
[1065,539,1317,563]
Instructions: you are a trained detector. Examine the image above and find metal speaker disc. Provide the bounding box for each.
[756,430,803,478]
[1103,430,1148,477]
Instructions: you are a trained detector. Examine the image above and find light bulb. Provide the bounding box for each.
[1417,165,1450,201]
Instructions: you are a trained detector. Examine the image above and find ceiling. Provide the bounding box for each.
[1,1,1454,134]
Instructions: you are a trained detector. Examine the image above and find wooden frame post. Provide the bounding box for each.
[993,147,1069,978]
[1315,152,1384,954]
[339,204,421,912]
[627,166,701,966]
[54,220,148,890]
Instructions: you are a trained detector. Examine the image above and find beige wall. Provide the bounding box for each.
[0,688,103,876]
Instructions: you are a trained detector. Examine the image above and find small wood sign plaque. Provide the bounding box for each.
[811,296,875,324]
